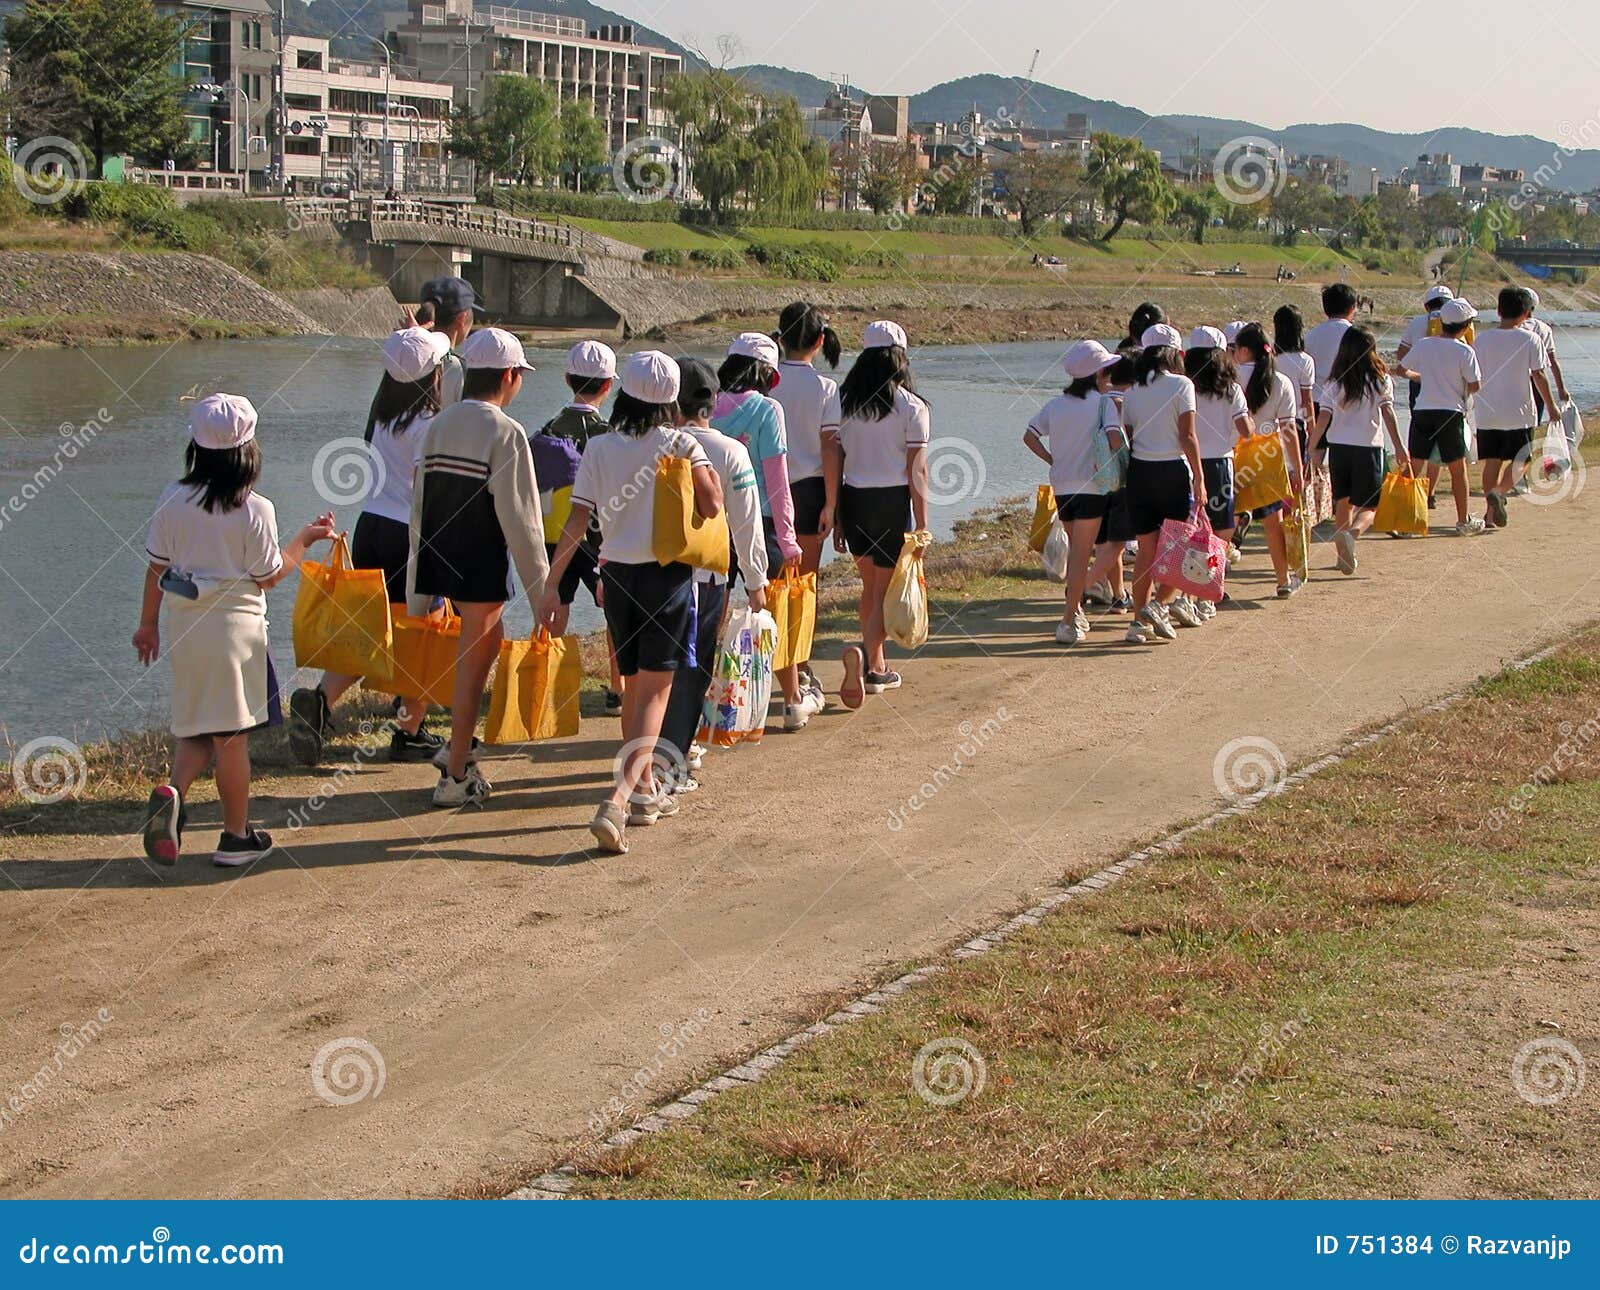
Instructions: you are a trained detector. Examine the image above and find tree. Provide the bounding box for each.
[745,97,827,214]
[1085,132,1172,241]
[662,69,757,218]
[2,0,194,174]
[555,101,607,192]
[1173,185,1218,244]
[448,75,557,186]
[924,148,985,216]
[1419,190,1465,245]
[999,148,1084,236]
[858,139,921,215]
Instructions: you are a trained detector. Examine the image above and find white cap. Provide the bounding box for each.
[863,320,908,350]
[1062,339,1121,380]
[1141,323,1185,351]
[1222,321,1247,344]
[728,332,781,366]
[1438,297,1477,327]
[566,340,616,380]
[1187,325,1227,351]
[381,327,451,383]
[1423,284,1454,307]
[188,393,258,451]
[459,327,536,372]
[1528,288,1542,310]
[621,350,681,403]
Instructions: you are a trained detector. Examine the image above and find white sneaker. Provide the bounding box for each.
[783,702,811,732]
[432,765,491,808]
[1055,619,1083,646]
[1084,579,1113,606]
[1168,598,1201,629]
[629,790,680,826]
[1226,544,1242,566]
[1124,618,1155,644]
[1074,606,1090,635]
[1140,608,1176,641]
[687,743,704,772]
[431,738,481,771]
[802,686,827,716]
[1196,598,1217,621]
[1334,530,1357,575]
[1456,517,1486,537]
[589,803,628,854]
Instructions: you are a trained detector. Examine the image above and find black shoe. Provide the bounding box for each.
[1426,493,1437,511]
[1234,513,1252,546]
[603,689,623,716]
[389,727,446,763]
[142,785,183,866]
[287,687,331,766]
[213,827,273,868]
[864,670,903,694]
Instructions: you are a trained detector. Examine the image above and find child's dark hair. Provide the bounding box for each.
[1134,344,1182,385]
[610,392,679,437]
[776,301,841,368]
[1108,354,1138,386]
[1498,286,1535,319]
[1442,318,1472,338]
[840,344,919,421]
[1127,302,1166,346]
[1321,283,1358,317]
[1333,326,1386,406]
[566,372,611,399]
[180,440,262,514]
[1233,323,1277,415]
[1273,304,1306,354]
[1065,374,1100,399]
[678,387,716,421]
[461,366,515,401]
[364,371,440,441]
[1184,345,1238,400]
[413,301,435,327]
[717,354,778,396]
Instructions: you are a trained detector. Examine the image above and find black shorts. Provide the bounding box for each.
[1477,427,1535,463]
[1408,409,1468,465]
[791,476,827,537]
[1533,382,1547,423]
[760,516,784,575]
[545,541,601,607]
[840,483,911,570]
[1054,492,1111,524]
[1097,490,1134,544]
[1125,458,1193,537]
[1328,443,1385,510]
[351,511,411,604]
[600,560,696,677]
[1200,457,1236,532]
[1407,379,1421,412]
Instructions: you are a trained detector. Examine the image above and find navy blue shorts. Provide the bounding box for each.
[601,560,697,676]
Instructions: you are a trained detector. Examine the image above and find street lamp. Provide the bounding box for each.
[197,80,249,189]
[372,39,393,190]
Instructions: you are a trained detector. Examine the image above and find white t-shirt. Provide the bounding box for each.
[363,411,432,525]
[1397,310,1441,354]
[1408,336,1481,413]
[1304,319,1353,402]
[837,386,930,488]
[771,360,841,483]
[572,426,710,566]
[1122,371,1196,462]
[686,425,764,588]
[146,484,282,583]
[1238,364,1298,428]
[1324,376,1395,449]
[1027,392,1120,496]
[1473,327,1545,430]
[1524,317,1557,376]
[1193,385,1250,458]
[1275,350,1315,413]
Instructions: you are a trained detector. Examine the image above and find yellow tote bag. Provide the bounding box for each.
[516,631,582,741]
[1028,484,1056,553]
[785,572,817,668]
[368,604,460,708]
[1283,503,1311,582]
[766,575,792,671]
[484,637,536,744]
[1373,470,1429,536]
[652,455,730,574]
[291,532,392,677]
[1233,432,1293,513]
[884,531,932,649]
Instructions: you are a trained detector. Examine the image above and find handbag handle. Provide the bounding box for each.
[328,531,353,571]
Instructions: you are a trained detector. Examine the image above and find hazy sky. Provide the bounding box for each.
[631,0,1600,139]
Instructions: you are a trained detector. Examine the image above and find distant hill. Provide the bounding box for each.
[726,64,837,107]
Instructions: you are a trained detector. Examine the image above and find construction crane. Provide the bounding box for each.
[1010,49,1040,127]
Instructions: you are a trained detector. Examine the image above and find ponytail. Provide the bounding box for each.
[777,301,840,369]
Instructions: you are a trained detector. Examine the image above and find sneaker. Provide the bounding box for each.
[1334,530,1358,575]
[670,774,701,795]
[142,785,183,866]
[1486,492,1509,528]
[1054,619,1082,646]
[687,743,705,773]
[1426,493,1438,511]
[1168,597,1202,629]
[1073,606,1090,635]
[213,826,273,868]
[1511,478,1532,497]
[783,702,811,732]
[1109,595,1134,614]
[1276,583,1296,599]
[1226,544,1242,567]
[389,728,446,763]
[602,689,623,717]
[431,738,481,771]
[1197,598,1217,620]
[1084,579,1113,606]
[804,675,828,710]
[287,687,330,766]
[864,670,902,694]
[802,686,827,716]
[432,765,491,808]
[1124,618,1155,644]
[840,645,866,709]
[1140,608,1176,641]
[1455,517,1486,537]
[629,790,680,826]
[1233,513,1252,546]
[589,802,628,854]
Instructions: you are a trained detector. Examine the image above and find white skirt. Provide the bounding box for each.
[165,585,280,738]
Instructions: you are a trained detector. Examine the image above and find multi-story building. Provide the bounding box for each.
[385,0,682,153]
[160,0,277,179]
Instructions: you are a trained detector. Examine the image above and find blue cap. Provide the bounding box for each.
[419,276,485,318]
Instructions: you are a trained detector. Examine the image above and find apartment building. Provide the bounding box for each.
[162,0,278,177]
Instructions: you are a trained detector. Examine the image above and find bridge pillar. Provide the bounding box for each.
[385,242,474,304]
[508,260,621,332]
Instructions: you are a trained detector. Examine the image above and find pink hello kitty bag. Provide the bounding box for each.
[1151,507,1228,602]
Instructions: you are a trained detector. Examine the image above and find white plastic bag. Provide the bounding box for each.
[700,607,776,748]
[1562,401,1584,449]
[1040,518,1070,583]
[885,531,932,650]
[1541,422,1572,478]
[1462,406,1477,465]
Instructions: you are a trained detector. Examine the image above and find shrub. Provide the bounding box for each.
[689,246,745,270]
[643,247,685,267]
[487,187,681,223]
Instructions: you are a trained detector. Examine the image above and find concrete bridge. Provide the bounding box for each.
[1494,238,1600,269]
[287,197,650,333]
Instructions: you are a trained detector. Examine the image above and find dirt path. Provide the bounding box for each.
[2,491,1597,1199]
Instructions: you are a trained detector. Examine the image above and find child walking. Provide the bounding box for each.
[1472,287,1558,528]
[1233,322,1306,597]
[1182,326,1251,624]
[137,394,335,867]
[1397,297,1485,536]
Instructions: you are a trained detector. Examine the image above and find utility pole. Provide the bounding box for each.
[374,39,393,190]
[273,0,287,191]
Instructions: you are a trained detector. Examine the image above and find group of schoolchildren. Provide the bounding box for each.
[134,278,933,865]
[1027,281,1569,647]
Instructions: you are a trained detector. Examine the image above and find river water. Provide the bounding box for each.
[4,317,1599,746]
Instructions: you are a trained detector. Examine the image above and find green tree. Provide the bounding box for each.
[745,97,827,214]
[662,69,757,219]
[858,139,921,216]
[1173,184,1218,244]
[924,148,985,216]
[555,101,607,192]
[449,75,557,186]
[1085,132,1172,241]
[2,0,194,174]
[1000,148,1084,236]
[1419,190,1465,245]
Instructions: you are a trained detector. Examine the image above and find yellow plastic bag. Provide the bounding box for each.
[766,575,792,671]
[291,532,392,677]
[368,603,460,708]
[652,455,730,574]
[884,531,932,650]
[1373,470,1428,536]
[484,637,536,744]
[1233,432,1293,513]
[765,573,817,672]
[1283,503,1310,582]
[518,631,581,741]
[1028,484,1056,553]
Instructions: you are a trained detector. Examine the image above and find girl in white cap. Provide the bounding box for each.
[136,394,335,868]
[1022,338,1126,645]
[1182,326,1251,624]
[540,350,723,854]
[289,326,451,768]
[1396,296,1484,536]
[1232,323,1306,597]
[829,321,930,705]
[1119,324,1207,645]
